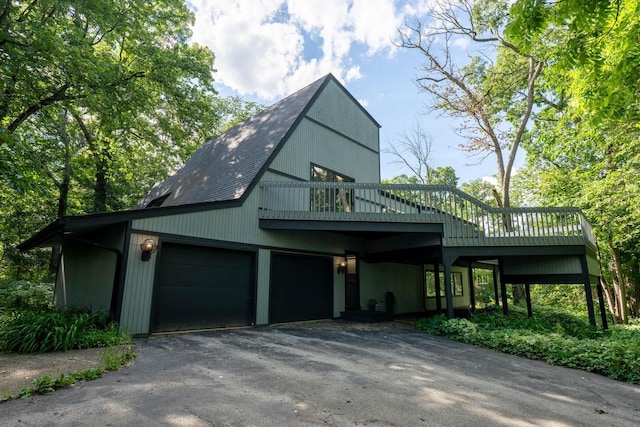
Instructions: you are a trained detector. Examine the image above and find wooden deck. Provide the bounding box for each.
[259,182,596,250]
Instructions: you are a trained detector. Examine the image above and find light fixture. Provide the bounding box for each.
[337,260,346,274]
[140,238,158,261]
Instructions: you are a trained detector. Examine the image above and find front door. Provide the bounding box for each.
[344,254,360,310]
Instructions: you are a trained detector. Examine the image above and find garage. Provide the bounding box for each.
[151,243,255,332]
[270,253,333,323]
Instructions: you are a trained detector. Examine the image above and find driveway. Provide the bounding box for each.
[1,321,638,426]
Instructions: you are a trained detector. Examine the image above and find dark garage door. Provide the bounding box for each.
[152,243,255,332]
[270,253,333,323]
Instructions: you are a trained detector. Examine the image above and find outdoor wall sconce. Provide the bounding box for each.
[337,260,346,274]
[140,238,158,261]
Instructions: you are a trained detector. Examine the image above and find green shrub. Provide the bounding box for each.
[0,279,53,311]
[0,307,130,353]
[416,305,640,384]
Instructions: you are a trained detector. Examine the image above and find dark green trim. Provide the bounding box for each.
[259,219,443,233]
[18,199,244,251]
[265,168,307,181]
[113,220,132,324]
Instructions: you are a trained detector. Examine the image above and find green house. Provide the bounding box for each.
[20,74,603,334]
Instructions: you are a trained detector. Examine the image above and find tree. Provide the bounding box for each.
[0,1,264,280]
[384,121,433,185]
[507,0,640,322]
[397,0,544,209]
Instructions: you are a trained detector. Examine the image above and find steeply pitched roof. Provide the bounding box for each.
[135,74,332,209]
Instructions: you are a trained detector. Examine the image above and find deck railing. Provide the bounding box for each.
[259,181,597,248]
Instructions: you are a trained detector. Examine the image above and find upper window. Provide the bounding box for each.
[310,164,354,212]
[311,165,354,183]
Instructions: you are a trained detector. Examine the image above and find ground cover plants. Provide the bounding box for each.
[0,280,130,353]
[417,305,640,384]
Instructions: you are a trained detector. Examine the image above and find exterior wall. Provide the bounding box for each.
[269,118,380,183]
[56,223,125,313]
[133,184,364,255]
[502,255,582,276]
[359,262,424,313]
[306,79,380,155]
[119,232,158,335]
[424,265,472,311]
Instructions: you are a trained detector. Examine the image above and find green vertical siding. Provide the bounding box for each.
[306,79,379,155]
[120,233,158,335]
[502,255,582,275]
[269,119,380,182]
[255,249,271,325]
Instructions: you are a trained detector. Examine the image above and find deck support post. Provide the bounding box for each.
[525,284,532,318]
[468,260,476,312]
[580,256,596,327]
[596,281,609,330]
[434,263,442,314]
[492,265,499,306]
[442,253,457,320]
[499,259,508,315]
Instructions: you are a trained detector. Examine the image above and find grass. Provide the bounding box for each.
[14,344,136,399]
[416,305,640,384]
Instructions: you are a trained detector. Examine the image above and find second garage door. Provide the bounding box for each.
[270,253,333,323]
[152,243,255,332]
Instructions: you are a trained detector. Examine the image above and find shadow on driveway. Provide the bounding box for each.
[1,320,638,426]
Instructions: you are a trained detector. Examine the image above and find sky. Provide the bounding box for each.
[187,0,520,184]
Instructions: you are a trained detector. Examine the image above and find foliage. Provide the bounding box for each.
[0,0,264,280]
[102,345,137,372]
[0,307,129,353]
[397,0,544,208]
[8,344,135,400]
[417,306,640,384]
[507,0,640,321]
[0,279,53,311]
[17,369,105,398]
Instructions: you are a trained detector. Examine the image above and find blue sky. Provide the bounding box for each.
[188,0,520,184]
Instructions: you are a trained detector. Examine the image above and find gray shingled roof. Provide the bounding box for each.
[135,74,331,209]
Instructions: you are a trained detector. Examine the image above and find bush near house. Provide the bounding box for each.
[417,305,640,385]
[0,279,130,353]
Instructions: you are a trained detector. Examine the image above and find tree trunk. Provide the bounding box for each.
[599,276,618,324]
[608,239,628,324]
[93,149,109,213]
[631,260,639,318]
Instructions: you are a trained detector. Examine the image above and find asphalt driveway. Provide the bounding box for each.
[1,321,638,426]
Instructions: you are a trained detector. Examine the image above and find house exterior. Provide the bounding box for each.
[20,74,605,335]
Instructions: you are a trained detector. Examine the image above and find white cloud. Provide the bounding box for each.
[189,0,432,101]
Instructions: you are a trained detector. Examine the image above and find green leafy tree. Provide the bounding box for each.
[0,1,263,280]
[397,0,544,209]
[508,0,640,322]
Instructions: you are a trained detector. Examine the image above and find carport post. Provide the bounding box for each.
[525,284,532,318]
[492,266,499,306]
[443,262,454,319]
[499,259,508,315]
[442,253,457,320]
[468,260,475,312]
[434,263,442,313]
[580,256,596,327]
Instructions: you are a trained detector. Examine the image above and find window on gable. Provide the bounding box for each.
[310,164,354,213]
[146,193,170,208]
